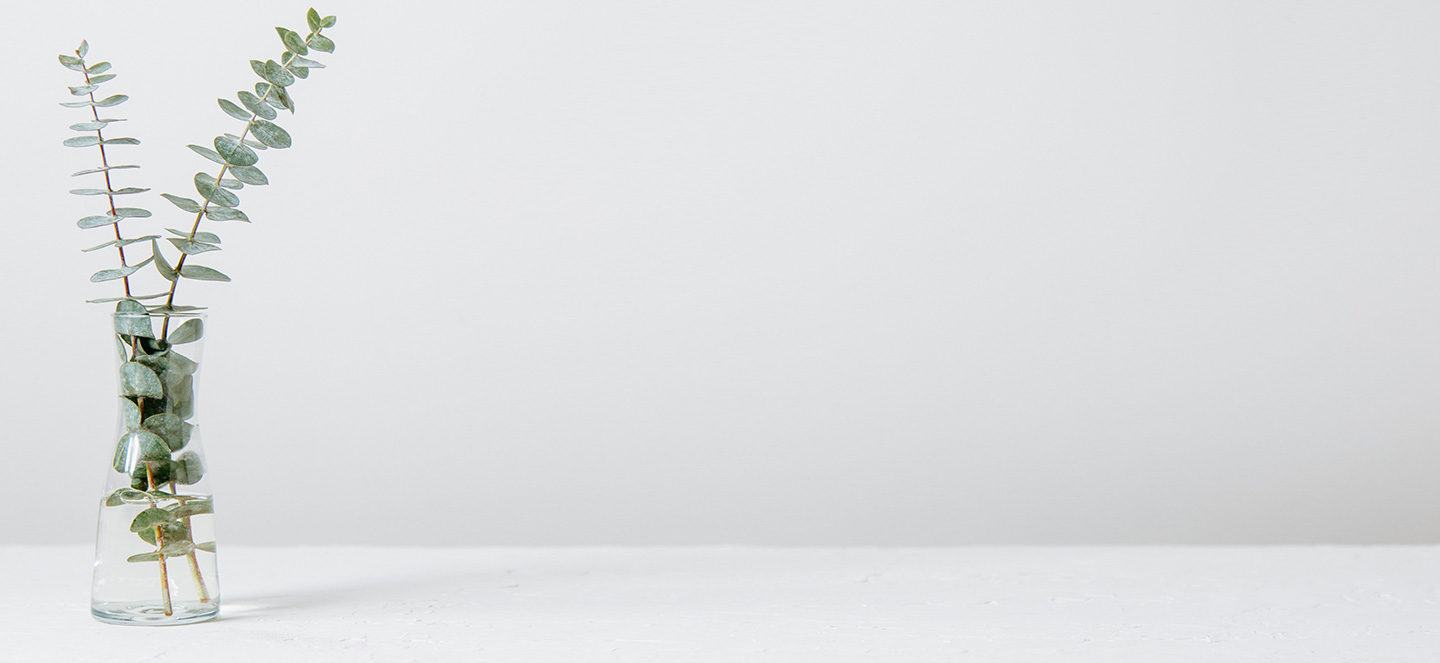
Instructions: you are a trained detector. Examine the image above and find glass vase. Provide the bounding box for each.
[91,309,220,625]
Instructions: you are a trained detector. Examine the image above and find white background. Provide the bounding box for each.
[3,0,1439,545]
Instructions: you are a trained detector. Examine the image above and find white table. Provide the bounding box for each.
[3,545,1438,661]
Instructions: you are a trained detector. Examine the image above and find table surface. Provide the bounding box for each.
[3,545,1438,662]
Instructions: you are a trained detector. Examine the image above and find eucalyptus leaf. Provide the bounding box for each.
[105,488,150,507]
[63,136,99,148]
[153,240,177,281]
[88,73,116,84]
[161,193,202,213]
[238,90,277,120]
[252,58,295,87]
[307,8,322,31]
[114,207,151,218]
[205,207,250,223]
[188,144,225,165]
[173,451,205,485]
[94,94,128,107]
[69,120,120,131]
[193,172,240,207]
[69,84,99,95]
[161,540,195,557]
[91,292,167,304]
[77,40,89,57]
[112,430,170,475]
[288,63,310,79]
[143,412,186,451]
[59,54,84,70]
[286,54,326,69]
[166,228,221,244]
[179,265,231,282]
[119,361,164,398]
[218,98,251,121]
[172,499,213,518]
[166,373,195,419]
[114,299,154,338]
[126,552,161,563]
[168,318,204,345]
[322,15,337,28]
[196,541,217,553]
[228,165,268,185]
[278,27,308,55]
[70,186,147,196]
[128,507,172,533]
[168,238,221,255]
[119,397,141,431]
[81,235,159,252]
[249,120,291,149]
[90,256,153,283]
[215,134,259,166]
[220,178,244,190]
[77,214,120,229]
[135,519,186,545]
[269,85,295,112]
[87,61,111,74]
[71,164,139,176]
[308,33,335,53]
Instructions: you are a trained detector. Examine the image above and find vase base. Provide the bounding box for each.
[91,600,220,626]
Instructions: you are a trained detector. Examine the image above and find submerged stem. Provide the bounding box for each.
[145,463,173,616]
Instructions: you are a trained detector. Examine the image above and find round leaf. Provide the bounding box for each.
[249,120,291,149]
[120,361,164,398]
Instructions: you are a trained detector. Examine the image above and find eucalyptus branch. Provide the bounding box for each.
[154,9,339,338]
[59,42,157,301]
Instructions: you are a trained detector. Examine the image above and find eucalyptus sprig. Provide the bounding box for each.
[153,8,339,336]
[59,42,158,302]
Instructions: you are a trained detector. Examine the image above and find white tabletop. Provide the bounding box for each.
[4,545,1438,661]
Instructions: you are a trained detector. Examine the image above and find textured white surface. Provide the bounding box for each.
[3,546,1440,661]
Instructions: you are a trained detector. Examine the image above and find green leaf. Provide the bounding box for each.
[69,84,99,96]
[270,85,295,112]
[168,238,221,255]
[220,178,243,190]
[286,54,326,69]
[105,488,151,507]
[173,451,205,485]
[193,172,240,207]
[228,165,268,186]
[78,214,119,229]
[307,8,322,31]
[91,256,153,283]
[288,63,310,79]
[112,431,170,476]
[81,235,159,252]
[166,228,221,244]
[120,361,164,398]
[308,33,335,53]
[135,518,186,544]
[172,499,213,518]
[77,40,89,57]
[250,120,292,149]
[179,265,231,282]
[87,61,110,74]
[63,136,99,148]
[168,319,204,345]
[69,120,120,131]
[153,240,177,281]
[206,207,250,223]
[278,27,309,55]
[58,54,84,70]
[215,135,259,166]
[91,292,167,304]
[161,540,195,556]
[188,144,225,165]
[71,186,147,196]
[218,98,251,121]
[119,397,142,431]
[322,15,337,28]
[143,413,186,451]
[251,58,295,87]
[162,193,202,213]
[128,507,172,533]
[115,299,154,338]
[238,90,277,120]
[94,94,128,107]
[166,373,195,419]
[127,552,161,563]
[115,207,150,218]
[71,164,139,176]
[166,350,199,375]
[196,541,217,553]
[88,73,116,84]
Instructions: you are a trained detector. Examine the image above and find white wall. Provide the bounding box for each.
[4,0,1440,544]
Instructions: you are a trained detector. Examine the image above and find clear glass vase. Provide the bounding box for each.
[91,309,220,625]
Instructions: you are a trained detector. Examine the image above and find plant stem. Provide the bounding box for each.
[158,27,323,338]
[75,50,134,298]
[145,463,173,616]
[170,480,210,603]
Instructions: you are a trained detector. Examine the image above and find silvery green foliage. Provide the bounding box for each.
[153,8,339,305]
[59,41,159,300]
